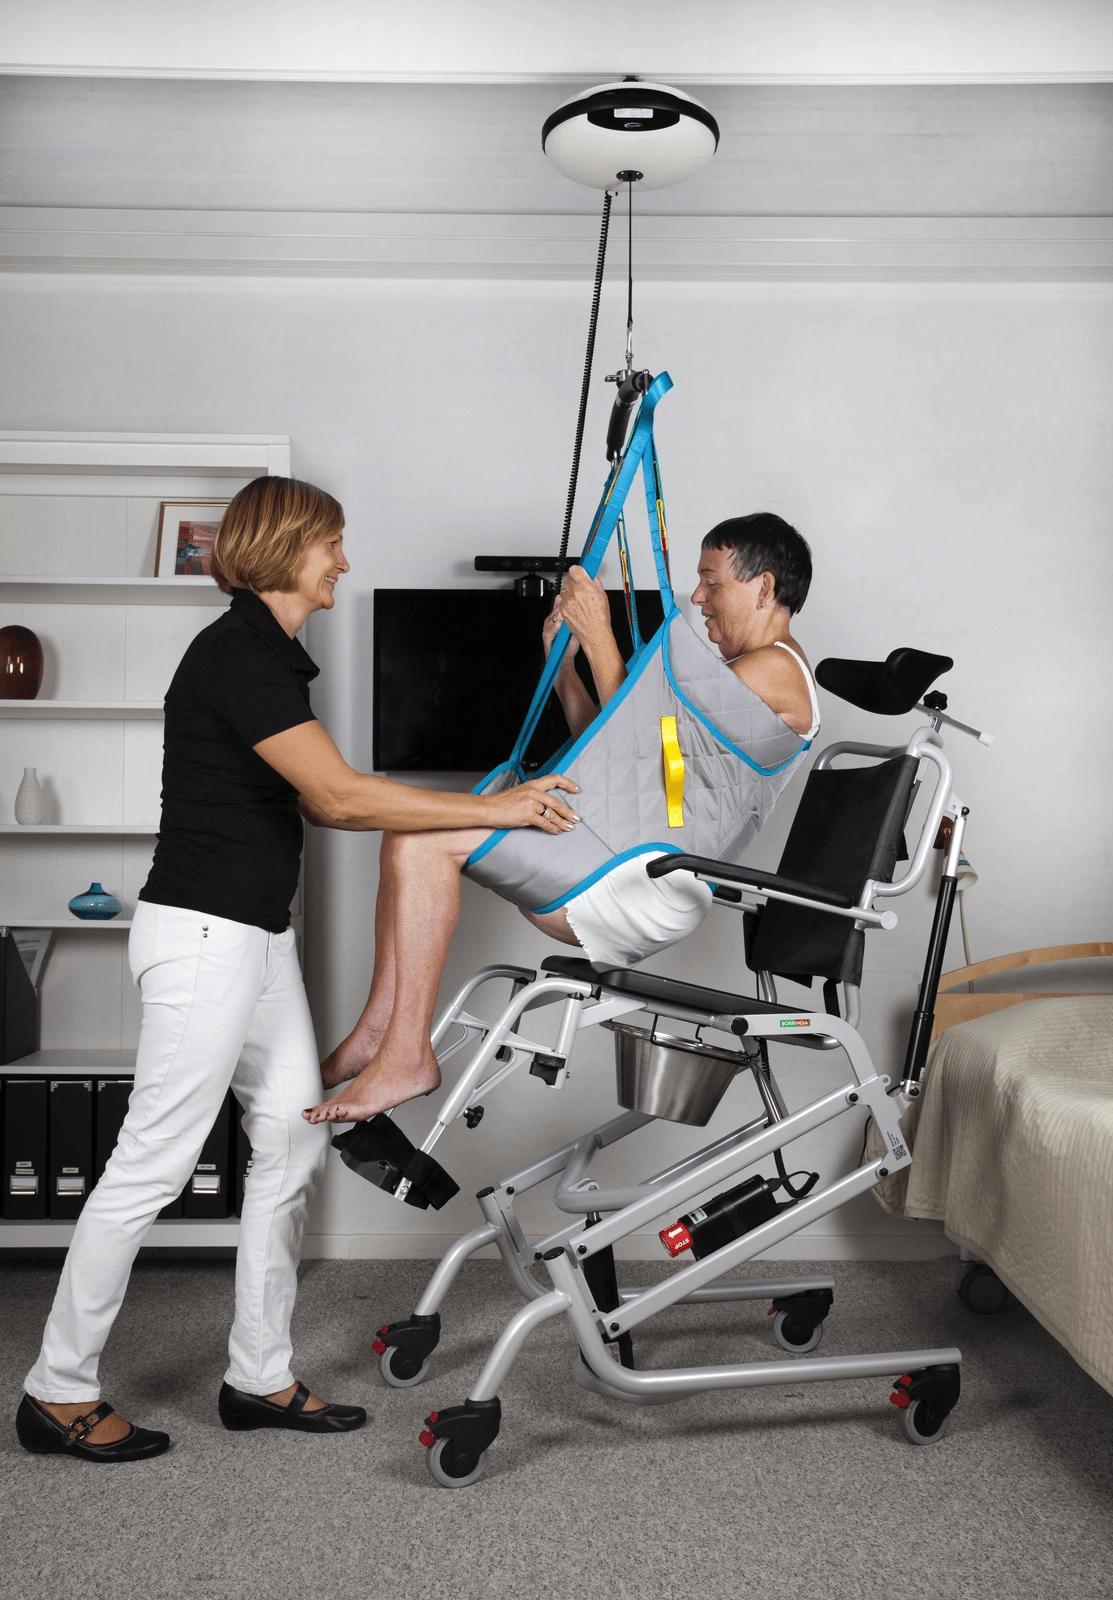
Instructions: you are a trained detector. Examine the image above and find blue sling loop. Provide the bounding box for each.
[484,370,676,787]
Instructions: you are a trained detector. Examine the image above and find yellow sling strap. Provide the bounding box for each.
[660,715,685,828]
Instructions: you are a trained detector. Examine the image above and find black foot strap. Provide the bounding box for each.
[332,1115,460,1210]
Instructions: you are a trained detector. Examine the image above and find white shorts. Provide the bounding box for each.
[563,853,714,968]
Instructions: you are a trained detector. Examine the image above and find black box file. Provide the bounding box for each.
[0,935,38,1064]
[2,1077,48,1219]
[234,1104,253,1219]
[92,1077,186,1218]
[48,1078,94,1219]
[94,1079,132,1181]
[183,1093,234,1219]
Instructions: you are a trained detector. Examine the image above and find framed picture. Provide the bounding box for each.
[155,501,230,577]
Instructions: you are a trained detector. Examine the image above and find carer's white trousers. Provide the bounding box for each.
[25,902,331,1402]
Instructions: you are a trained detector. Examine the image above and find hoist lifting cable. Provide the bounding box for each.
[558,191,613,567]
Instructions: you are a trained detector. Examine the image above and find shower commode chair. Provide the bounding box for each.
[335,646,992,1487]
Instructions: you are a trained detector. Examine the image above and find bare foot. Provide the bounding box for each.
[302,1050,441,1124]
[38,1399,133,1444]
[320,1023,387,1090]
[266,1381,326,1413]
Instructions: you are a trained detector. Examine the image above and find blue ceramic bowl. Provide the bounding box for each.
[68,882,123,920]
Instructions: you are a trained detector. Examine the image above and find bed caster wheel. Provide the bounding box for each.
[772,1309,823,1353]
[958,1263,1015,1315]
[379,1344,432,1389]
[895,1399,952,1446]
[424,1436,489,1489]
[769,1288,832,1353]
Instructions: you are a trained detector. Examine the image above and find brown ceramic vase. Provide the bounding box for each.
[0,625,44,699]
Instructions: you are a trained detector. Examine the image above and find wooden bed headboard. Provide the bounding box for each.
[933,941,1113,1039]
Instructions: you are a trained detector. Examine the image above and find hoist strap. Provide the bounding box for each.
[505,371,675,772]
[660,715,685,828]
[616,514,642,652]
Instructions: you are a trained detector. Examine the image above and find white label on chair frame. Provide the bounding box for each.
[884,1127,909,1162]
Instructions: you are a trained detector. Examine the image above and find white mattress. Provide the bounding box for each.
[868,996,1113,1396]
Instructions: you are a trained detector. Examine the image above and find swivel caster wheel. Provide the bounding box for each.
[419,1398,501,1490]
[379,1344,432,1389]
[771,1309,824,1354]
[958,1263,1015,1315]
[425,1436,488,1489]
[371,1312,440,1387]
[895,1399,952,1446]
[890,1364,959,1445]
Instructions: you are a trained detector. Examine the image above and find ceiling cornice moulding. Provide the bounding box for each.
[2,0,1112,85]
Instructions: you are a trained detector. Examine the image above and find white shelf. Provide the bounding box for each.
[0,432,289,475]
[0,576,226,605]
[4,1048,137,1074]
[0,917,132,930]
[0,700,164,718]
[0,824,157,834]
[0,1220,240,1246]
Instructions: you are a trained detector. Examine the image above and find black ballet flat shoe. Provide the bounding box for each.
[16,1395,170,1462]
[218,1380,367,1434]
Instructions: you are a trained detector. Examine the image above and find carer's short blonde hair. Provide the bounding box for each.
[210,476,344,596]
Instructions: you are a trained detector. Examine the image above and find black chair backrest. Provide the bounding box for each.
[748,754,919,991]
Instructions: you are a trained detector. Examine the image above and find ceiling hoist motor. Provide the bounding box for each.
[474,78,720,595]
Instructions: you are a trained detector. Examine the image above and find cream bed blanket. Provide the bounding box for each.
[868,996,1113,1396]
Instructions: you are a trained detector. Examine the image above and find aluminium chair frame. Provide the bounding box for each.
[366,709,977,1486]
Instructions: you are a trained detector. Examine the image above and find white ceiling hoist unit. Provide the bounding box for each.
[541,79,719,192]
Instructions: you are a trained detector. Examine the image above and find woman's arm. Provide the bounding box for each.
[555,567,627,707]
[542,602,598,740]
[258,719,579,833]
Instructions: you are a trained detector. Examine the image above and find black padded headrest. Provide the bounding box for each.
[814,648,953,716]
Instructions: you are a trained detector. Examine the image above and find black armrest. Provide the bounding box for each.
[646,853,855,911]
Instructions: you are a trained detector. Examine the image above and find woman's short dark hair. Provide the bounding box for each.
[700,512,812,614]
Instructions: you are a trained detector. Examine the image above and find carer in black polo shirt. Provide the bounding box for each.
[18,476,578,1462]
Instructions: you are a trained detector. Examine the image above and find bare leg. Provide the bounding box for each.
[303,828,490,1123]
[519,905,581,946]
[319,832,399,1089]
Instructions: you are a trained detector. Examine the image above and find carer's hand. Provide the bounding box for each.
[485,773,580,834]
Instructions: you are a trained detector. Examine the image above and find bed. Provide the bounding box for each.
[867,943,1113,1396]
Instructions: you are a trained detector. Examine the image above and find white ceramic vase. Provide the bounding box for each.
[14,766,44,825]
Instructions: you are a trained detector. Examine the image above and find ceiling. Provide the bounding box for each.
[3,0,1112,84]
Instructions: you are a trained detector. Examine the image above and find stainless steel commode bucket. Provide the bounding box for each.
[601,1019,746,1126]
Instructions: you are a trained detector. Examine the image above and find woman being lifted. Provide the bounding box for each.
[301,512,817,1126]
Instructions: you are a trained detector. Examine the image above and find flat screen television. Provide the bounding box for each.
[373,588,666,772]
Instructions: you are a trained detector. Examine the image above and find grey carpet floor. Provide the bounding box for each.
[2,1255,1111,1600]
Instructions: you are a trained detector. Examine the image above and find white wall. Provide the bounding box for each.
[2,270,1110,1257]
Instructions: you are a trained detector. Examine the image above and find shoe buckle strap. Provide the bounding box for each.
[65,1401,112,1442]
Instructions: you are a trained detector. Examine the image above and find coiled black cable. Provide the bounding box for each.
[557,190,613,567]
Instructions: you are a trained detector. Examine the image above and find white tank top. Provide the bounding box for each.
[722,641,821,741]
[772,641,822,740]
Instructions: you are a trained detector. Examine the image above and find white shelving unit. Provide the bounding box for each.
[0,701,165,719]
[0,576,227,606]
[0,832,156,844]
[1,431,290,1247]
[0,920,134,932]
